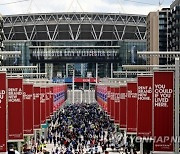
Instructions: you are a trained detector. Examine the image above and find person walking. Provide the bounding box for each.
[6,144,20,154]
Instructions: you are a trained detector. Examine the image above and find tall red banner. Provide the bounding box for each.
[0,72,7,152]
[114,87,120,124]
[137,76,152,137]
[119,85,127,129]
[104,86,108,111]
[153,71,174,152]
[53,86,57,112]
[45,87,50,120]
[8,78,23,141]
[110,87,115,119]
[40,87,46,124]
[127,82,137,133]
[23,83,34,135]
[107,86,111,115]
[33,86,41,129]
[49,86,54,115]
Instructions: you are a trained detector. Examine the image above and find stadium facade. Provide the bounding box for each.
[2,12,147,83]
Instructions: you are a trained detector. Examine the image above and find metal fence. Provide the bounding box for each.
[66,90,96,104]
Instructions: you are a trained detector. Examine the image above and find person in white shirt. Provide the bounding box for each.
[6,144,20,154]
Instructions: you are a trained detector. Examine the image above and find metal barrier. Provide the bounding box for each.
[66,90,96,104]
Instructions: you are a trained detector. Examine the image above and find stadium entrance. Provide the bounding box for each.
[3,12,147,83]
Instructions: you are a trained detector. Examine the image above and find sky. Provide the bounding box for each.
[0,0,173,16]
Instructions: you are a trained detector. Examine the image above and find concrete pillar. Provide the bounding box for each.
[50,63,53,80]
[96,63,98,83]
[66,63,68,77]
[111,63,113,78]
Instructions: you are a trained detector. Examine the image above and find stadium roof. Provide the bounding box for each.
[3,12,146,41]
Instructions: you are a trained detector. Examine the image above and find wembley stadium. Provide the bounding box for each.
[2,12,147,81]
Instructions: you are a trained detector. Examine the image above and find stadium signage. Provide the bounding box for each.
[32,50,118,57]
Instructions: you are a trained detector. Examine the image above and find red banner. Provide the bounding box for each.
[114,87,120,124]
[110,87,115,119]
[104,86,108,111]
[0,72,7,152]
[8,78,23,140]
[45,87,50,119]
[107,86,111,115]
[49,87,54,115]
[153,71,174,152]
[40,87,46,124]
[75,77,97,83]
[127,82,137,133]
[137,76,152,137]
[33,86,41,129]
[53,86,57,112]
[119,85,127,129]
[23,83,34,135]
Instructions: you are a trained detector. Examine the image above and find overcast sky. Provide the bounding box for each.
[0,0,173,16]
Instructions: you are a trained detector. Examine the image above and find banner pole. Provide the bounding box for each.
[130,135,134,154]
[124,130,127,145]
[175,57,179,154]
[17,141,21,153]
[39,129,42,142]
[27,136,30,146]
[34,130,37,143]
[140,139,143,154]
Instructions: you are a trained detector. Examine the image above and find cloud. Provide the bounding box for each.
[0,0,172,15]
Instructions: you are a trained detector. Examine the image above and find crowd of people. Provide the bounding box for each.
[7,103,139,154]
[44,103,126,154]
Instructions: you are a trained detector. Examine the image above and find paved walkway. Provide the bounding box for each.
[39,104,141,154]
[45,143,120,153]
[45,143,140,154]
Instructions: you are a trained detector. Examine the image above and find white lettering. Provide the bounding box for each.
[8,88,22,103]
[154,84,173,108]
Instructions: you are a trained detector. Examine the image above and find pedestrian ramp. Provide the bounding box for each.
[66,90,96,104]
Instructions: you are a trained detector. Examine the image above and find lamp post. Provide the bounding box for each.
[111,63,113,78]
[174,57,179,154]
